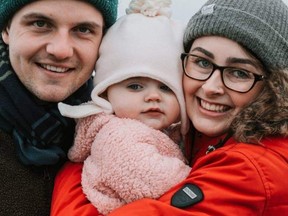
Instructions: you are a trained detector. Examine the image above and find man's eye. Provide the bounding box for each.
[33,20,48,28]
[76,26,91,34]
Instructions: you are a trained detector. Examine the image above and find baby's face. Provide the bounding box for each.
[107,77,180,130]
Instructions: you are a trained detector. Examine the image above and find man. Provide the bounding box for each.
[0,1,118,215]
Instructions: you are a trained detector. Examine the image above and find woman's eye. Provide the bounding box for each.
[191,56,212,69]
[197,59,211,68]
[230,69,253,79]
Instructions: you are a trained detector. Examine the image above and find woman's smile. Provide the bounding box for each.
[198,98,231,113]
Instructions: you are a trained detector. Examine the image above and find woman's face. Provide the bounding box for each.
[183,36,265,137]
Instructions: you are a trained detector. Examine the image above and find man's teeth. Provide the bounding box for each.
[200,100,229,112]
[41,64,69,73]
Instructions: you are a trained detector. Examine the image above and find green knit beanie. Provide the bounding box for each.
[184,0,288,70]
[0,0,118,30]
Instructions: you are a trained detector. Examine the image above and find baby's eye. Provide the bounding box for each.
[160,85,172,92]
[127,84,143,90]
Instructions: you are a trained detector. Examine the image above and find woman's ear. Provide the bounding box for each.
[2,27,10,45]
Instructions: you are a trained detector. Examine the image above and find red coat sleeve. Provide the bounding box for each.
[51,162,101,216]
[108,144,277,216]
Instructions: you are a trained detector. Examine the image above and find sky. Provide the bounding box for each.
[118,0,288,24]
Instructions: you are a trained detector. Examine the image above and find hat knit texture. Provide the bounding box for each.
[0,0,118,30]
[184,0,288,70]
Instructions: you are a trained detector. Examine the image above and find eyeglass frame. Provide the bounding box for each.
[181,53,265,93]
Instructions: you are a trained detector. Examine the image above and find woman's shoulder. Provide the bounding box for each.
[194,136,288,211]
[221,136,288,163]
[202,136,288,206]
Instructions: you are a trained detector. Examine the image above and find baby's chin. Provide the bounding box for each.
[140,119,166,130]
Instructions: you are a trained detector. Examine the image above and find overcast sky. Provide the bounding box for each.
[118,0,288,24]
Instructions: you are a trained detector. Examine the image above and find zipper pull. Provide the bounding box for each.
[206,145,216,155]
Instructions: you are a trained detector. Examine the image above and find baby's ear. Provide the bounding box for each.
[99,91,108,100]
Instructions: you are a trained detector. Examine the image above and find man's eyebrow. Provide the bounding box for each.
[73,21,103,30]
[22,12,103,29]
[22,12,52,21]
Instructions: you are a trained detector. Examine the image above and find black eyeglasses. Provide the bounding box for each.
[181,53,265,93]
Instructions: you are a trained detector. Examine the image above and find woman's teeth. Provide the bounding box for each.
[200,100,230,112]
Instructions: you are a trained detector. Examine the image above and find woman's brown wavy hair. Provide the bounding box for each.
[231,68,288,143]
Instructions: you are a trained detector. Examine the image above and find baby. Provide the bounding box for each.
[58,0,191,215]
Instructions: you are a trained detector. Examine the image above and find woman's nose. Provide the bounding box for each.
[201,69,225,95]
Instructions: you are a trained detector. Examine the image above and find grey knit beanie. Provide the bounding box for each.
[0,0,118,30]
[184,0,288,70]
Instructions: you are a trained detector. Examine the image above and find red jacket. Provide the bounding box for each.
[51,136,288,215]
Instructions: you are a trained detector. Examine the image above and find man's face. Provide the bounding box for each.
[2,0,104,102]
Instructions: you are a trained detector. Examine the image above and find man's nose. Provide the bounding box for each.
[46,30,74,59]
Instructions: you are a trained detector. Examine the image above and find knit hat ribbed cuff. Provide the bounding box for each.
[0,0,118,30]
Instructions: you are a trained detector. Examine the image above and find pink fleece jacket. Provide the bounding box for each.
[68,113,191,215]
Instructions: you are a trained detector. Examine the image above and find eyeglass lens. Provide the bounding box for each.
[183,54,261,93]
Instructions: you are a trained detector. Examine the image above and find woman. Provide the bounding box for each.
[52,0,288,215]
